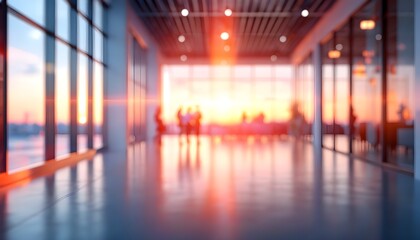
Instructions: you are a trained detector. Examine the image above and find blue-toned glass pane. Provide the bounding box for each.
[94,29,103,62]
[7,14,45,171]
[8,0,45,26]
[93,0,103,29]
[78,0,88,17]
[78,14,88,53]
[56,0,70,42]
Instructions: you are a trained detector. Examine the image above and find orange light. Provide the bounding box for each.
[362,50,375,58]
[360,20,375,30]
[353,64,366,77]
[328,50,341,59]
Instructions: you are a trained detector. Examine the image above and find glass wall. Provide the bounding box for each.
[295,55,313,140]
[56,41,70,158]
[128,37,147,143]
[7,14,45,171]
[322,37,334,149]
[335,23,350,153]
[385,0,414,168]
[2,0,107,172]
[352,0,383,161]
[77,53,88,152]
[162,64,293,135]
[321,24,351,153]
[319,0,414,170]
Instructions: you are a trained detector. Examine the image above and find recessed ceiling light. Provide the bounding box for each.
[375,34,382,40]
[224,9,232,16]
[271,55,277,62]
[220,32,229,40]
[178,35,186,43]
[181,9,189,17]
[279,35,287,43]
[180,55,187,62]
[224,45,231,52]
[301,9,309,17]
[335,44,343,51]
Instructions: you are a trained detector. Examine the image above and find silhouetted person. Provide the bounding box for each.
[154,106,165,144]
[177,106,183,137]
[194,106,202,139]
[154,106,165,138]
[350,106,357,140]
[184,107,193,143]
[289,102,306,138]
[397,103,409,124]
[241,111,248,136]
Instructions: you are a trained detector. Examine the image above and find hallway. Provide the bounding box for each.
[1,136,420,239]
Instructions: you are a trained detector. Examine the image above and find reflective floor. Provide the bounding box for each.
[1,136,420,239]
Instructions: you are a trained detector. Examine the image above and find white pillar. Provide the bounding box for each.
[414,0,420,180]
[105,0,128,151]
[313,44,323,155]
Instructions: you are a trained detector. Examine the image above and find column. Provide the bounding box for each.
[106,0,128,151]
[414,0,420,180]
[313,44,323,155]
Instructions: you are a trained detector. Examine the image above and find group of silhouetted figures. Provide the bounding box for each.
[154,105,202,144]
[177,106,202,143]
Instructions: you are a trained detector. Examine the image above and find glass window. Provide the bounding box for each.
[322,37,334,149]
[93,0,103,29]
[56,41,70,159]
[78,53,88,152]
[56,0,70,42]
[78,0,88,17]
[93,62,103,148]
[8,0,45,26]
[352,0,383,161]
[335,23,350,153]
[94,28,103,62]
[7,14,45,171]
[386,0,414,169]
[78,14,88,53]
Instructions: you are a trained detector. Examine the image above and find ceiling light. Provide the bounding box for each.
[335,44,343,51]
[224,45,231,52]
[224,9,232,16]
[301,9,309,17]
[360,20,375,30]
[328,50,341,59]
[375,34,382,41]
[220,32,229,40]
[180,55,187,62]
[271,55,277,62]
[178,35,186,43]
[181,9,189,17]
[279,35,287,43]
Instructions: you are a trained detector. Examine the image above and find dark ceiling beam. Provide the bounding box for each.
[135,0,174,53]
[249,0,279,55]
[256,0,290,55]
[136,12,327,17]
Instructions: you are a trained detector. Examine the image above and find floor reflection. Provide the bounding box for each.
[1,136,420,239]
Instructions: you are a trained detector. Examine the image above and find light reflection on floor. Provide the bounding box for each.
[1,135,420,239]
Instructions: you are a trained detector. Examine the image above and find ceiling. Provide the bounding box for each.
[133,0,337,59]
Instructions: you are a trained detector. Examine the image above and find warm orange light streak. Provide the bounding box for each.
[328,50,341,59]
[360,20,375,30]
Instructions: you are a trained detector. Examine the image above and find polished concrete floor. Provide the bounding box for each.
[1,136,420,240]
